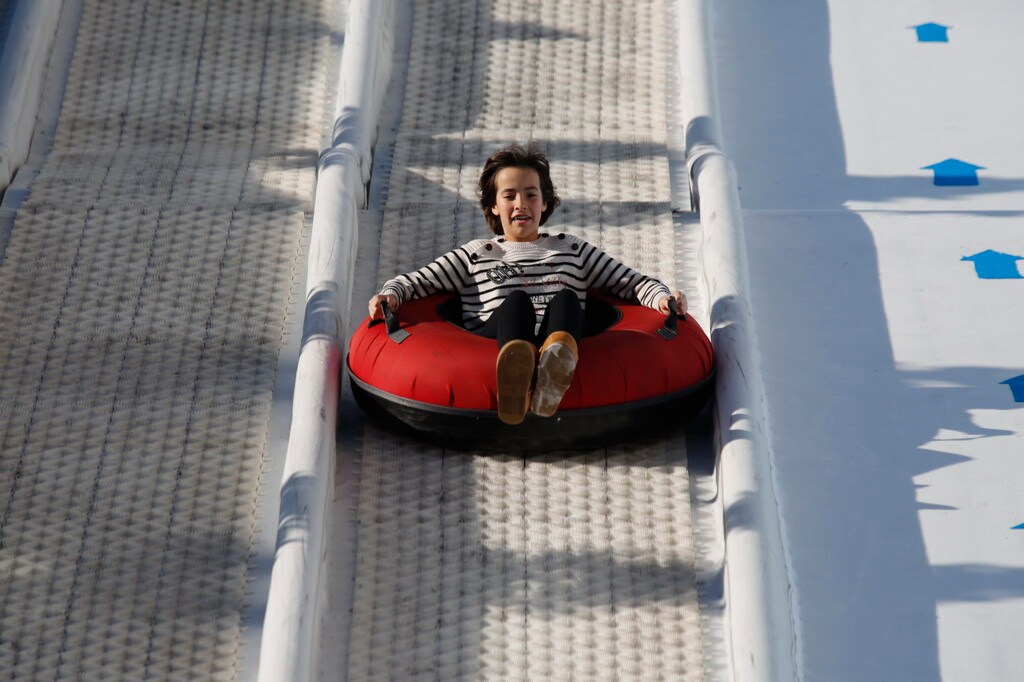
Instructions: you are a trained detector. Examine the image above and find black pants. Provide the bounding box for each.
[478,289,583,348]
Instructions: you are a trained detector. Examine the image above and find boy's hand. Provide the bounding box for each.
[658,291,687,316]
[368,294,399,320]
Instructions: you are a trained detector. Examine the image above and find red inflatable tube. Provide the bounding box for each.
[347,292,715,450]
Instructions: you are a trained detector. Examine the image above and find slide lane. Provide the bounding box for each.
[713,0,1024,679]
[316,0,729,680]
[0,1,339,679]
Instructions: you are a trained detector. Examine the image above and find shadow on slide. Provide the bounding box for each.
[713,0,1024,679]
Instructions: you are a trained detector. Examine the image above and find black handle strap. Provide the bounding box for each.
[658,296,685,340]
[371,301,410,344]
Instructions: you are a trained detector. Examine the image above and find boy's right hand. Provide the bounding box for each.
[368,294,398,320]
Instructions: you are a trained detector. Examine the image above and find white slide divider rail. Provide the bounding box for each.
[0,0,65,190]
[257,1,395,680]
[676,0,799,680]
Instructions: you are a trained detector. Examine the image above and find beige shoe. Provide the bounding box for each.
[531,332,578,417]
[496,339,537,425]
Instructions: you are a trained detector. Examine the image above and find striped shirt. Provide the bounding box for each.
[379,232,672,332]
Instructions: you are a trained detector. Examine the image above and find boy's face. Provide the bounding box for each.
[490,167,547,242]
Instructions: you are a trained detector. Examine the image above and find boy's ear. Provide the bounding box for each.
[491,205,500,215]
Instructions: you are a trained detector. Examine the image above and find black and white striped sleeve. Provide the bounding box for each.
[578,240,671,309]
[378,247,472,306]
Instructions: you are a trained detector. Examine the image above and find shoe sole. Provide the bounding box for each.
[496,341,535,425]
[531,342,577,417]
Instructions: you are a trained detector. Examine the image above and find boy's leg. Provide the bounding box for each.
[480,290,538,425]
[536,288,583,344]
[532,290,581,417]
[479,288,537,346]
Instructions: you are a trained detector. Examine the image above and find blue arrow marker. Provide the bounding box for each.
[1002,375,1024,403]
[961,250,1024,279]
[923,158,985,186]
[1013,523,1024,530]
[912,23,951,43]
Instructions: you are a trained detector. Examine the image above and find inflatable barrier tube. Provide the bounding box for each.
[347,291,715,450]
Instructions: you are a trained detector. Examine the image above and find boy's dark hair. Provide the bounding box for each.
[478,143,561,235]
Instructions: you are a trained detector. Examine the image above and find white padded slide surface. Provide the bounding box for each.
[0,1,335,678]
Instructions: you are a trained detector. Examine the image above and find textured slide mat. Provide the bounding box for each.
[347,429,705,680]
[0,0,335,679]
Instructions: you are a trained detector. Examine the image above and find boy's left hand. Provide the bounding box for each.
[658,291,688,316]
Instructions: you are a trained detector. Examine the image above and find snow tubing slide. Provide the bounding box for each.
[347,292,715,450]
